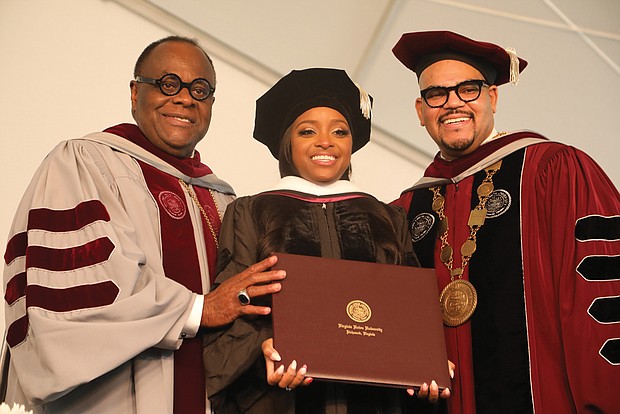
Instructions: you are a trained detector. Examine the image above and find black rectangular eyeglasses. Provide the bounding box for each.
[420,79,488,108]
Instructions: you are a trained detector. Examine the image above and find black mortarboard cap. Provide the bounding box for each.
[253,68,372,159]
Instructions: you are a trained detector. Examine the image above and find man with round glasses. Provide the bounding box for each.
[2,36,285,413]
[391,31,620,414]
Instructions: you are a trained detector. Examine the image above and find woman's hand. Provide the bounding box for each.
[262,338,313,390]
[407,359,455,402]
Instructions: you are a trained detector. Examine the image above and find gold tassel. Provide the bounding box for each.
[505,47,520,86]
[355,82,372,120]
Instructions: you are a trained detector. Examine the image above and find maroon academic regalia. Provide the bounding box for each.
[393,131,620,414]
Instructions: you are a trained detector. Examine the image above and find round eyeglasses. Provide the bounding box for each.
[134,73,215,101]
[420,79,488,108]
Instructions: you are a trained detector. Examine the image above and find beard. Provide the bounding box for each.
[436,109,478,154]
[441,134,475,151]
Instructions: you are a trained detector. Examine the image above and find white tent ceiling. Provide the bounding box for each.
[116,0,620,186]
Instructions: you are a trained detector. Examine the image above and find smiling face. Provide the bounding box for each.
[415,59,498,160]
[288,107,353,185]
[130,41,216,158]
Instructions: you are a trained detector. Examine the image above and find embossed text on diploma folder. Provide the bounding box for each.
[271,252,450,391]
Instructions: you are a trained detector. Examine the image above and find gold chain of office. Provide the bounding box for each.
[429,158,503,326]
[178,179,222,248]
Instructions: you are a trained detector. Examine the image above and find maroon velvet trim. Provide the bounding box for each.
[27,200,110,232]
[424,132,547,179]
[4,232,27,265]
[6,315,28,348]
[26,280,119,312]
[138,160,209,413]
[257,190,373,203]
[6,281,120,348]
[26,237,114,272]
[173,336,204,413]
[5,272,26,306]
[193,186,220,285]
[103,123,213,178]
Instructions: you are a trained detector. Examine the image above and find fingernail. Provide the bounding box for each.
[299,366,307,376]
[407,389,414,396]
[276,365,284,374]
[450,368,454,379]
[289,360,297,371]
[307,378,313,384]
[422,382,428,391]
[431,380,437,389]
[271,351,281,362]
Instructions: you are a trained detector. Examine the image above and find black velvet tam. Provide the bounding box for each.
[253,68,372,159]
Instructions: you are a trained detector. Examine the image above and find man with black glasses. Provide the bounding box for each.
[391,30,620,414]
[2,36,285,413]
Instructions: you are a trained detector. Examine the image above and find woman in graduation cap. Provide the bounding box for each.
[203,68,451,413]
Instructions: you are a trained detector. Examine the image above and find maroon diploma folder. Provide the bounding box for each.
[271,252,450,391]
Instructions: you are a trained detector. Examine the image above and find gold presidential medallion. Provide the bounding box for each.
[429,159,503,326]
[439,279,478,326]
